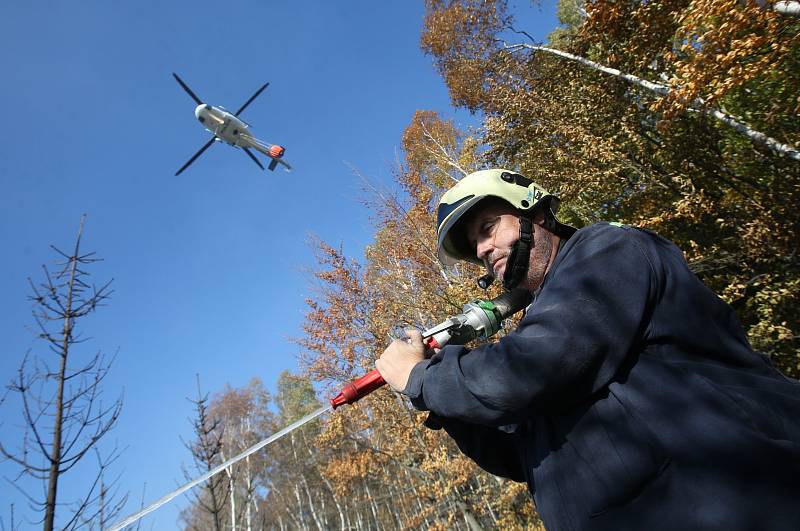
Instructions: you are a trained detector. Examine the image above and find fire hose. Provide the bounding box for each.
[107,289,531,530]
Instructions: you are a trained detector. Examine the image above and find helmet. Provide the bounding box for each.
[436,168,566,267]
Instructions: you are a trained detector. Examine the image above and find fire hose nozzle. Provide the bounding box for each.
[330,337,440,409]
[330,369,385,409]
[328,290,531,409]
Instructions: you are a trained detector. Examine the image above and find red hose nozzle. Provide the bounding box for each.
[330,337,439,409]
[330,369,386,409]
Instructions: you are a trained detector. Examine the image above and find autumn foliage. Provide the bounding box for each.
[181,1,798,528]
[420,0,798,373]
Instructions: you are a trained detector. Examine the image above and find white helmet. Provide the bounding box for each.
[436,168,569,267]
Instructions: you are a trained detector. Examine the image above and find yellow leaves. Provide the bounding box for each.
[421,1,513,111]
[292,94,554,525]
[657,0,800,120]
[286,3,800,528]
[421,0,508,58]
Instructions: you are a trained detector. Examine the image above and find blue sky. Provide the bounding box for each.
[0,2,559,528]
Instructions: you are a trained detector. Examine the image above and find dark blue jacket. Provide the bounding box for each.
[404,222,800,531]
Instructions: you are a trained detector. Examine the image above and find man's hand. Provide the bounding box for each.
[376,329,427,392]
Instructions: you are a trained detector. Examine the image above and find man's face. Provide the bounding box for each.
[464,199,523,281]
[463,198,555,291]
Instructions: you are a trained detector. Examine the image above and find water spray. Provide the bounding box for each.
[107,404,330,531]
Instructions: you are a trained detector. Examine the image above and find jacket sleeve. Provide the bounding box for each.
[404,225,657,426]
[427,413,526,482]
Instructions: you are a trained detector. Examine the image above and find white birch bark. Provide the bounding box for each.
[345,502,353,531]
[293,484,309,531]
[244,456,253,531]
[298,429,347,530]
[503,43,800,161]
[364,483,380,529]
[773,1,800,15]
[355,504,364,531]
[455,501,484,531]
[272,487,302,529]
[300,475,324,530]
[227,468,236,531]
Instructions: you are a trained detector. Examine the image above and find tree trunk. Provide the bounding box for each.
[273,486,302,529]
[301,475,324,530]
[292,484,305,530]
[44,234,81,531]
[300,429,347,530]
[244,455,252,531]
[455,501,484,531]
[364,483,380,529]
[43,347,67,531]
[229,469,236,531]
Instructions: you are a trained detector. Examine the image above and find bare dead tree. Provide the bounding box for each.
[0,503,22,531]
[180,376,228,531]
[0,215,125,530]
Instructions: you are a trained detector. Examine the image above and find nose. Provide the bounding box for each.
[475,237,493,264]
[194,104,211,123]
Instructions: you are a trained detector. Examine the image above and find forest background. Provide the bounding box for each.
[181,0,800,528]
[2,0,798,529]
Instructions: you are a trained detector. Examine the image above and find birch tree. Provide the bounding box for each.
[420,0,799,374]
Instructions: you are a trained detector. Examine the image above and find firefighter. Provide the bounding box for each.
[376,168,800,530]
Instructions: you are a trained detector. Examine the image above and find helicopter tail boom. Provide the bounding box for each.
[242,135,290,171]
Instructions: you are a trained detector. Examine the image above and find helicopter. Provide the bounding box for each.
[172,72,291,175]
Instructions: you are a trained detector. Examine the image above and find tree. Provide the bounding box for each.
[256,371,343,531]
[292,2,799,525]
[294,110,543,529]
[0,216,125,530]
[420,0,799,374]
[209,378,273,531]
[180,377,228,531]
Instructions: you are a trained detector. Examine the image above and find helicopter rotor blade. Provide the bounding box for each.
[270,157,291,172]
[234,83,269,116]
[242,147,265,171]
[175,136,216,176]
[172,72,203,105]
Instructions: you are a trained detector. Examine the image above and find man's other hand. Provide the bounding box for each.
[376,329,427,392]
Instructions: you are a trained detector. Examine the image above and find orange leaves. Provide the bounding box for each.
[322,452,384,496]
[292,101,544,525]
[584,0,691,70]
[657,0,800,119]
[422,0,798,371]
[421,0,508,58]
[422,0,511,110]
[444,58,495,109]
[402,110,464,189]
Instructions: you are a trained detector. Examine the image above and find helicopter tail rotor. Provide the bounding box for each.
[242,148,265,171]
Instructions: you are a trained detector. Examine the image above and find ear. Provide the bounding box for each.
[532,209,546,225]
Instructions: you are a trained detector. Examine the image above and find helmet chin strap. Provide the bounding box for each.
[502,216,533,290]
[476,202,575,291]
